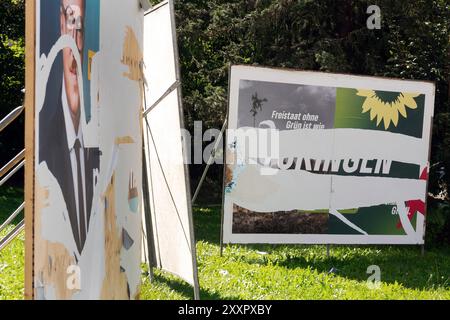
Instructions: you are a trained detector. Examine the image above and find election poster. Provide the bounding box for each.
[223,65,435,245]
[28,0,144,299]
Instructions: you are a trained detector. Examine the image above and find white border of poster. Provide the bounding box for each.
[223,65,435,245]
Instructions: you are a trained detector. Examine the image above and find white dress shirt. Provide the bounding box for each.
[61,78,88,240]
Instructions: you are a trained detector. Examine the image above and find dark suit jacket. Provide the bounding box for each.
[39,58,100,255]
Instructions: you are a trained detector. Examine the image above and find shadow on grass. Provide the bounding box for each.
[150,272,240,300]
[194,207,450,291]
[223,243,450,291]
[273,245,450,290]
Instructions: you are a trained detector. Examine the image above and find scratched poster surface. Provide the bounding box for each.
[34,0,143,299]
[223,65,435,245]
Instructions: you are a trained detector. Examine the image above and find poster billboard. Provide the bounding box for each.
[29,0,144,299]
[223,65,435,245]
[142,0,199,296]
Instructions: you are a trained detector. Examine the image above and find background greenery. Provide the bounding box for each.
[0,0,449,299]
[172,0,450,240]
[1,1,449,202]
[173,0,449,206]
[0,0,25,183]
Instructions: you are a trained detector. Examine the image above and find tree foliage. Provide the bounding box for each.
[0,0,25,173]
[175,0,450,199]
[0,0,449,202]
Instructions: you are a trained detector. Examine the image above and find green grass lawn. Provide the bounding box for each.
[1,201,450,300]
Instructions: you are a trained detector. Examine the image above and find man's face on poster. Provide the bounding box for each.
[60,0,84,125]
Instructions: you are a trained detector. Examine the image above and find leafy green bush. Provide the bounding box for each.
[175,0,450,203]
[0,0,25,186]
[426,198,450,246]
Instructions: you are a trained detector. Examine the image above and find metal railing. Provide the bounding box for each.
[0,105,24,133]
[0,220,24,251]
[0,104,25,252]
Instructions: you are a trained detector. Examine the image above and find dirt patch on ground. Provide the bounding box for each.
[232,204,329,234]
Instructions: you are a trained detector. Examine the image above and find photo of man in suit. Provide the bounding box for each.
[39,0,99,255]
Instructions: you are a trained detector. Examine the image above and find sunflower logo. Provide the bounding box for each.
[357,90,420,129]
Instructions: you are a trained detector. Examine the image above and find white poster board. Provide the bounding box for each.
[33,0,143,299]
[223,65,435,245]
[142,0,199,297]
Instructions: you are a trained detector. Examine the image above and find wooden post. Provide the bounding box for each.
[24,0,36,300]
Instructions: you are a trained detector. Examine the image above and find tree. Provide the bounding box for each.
[176,0,450,202]
[250,92,267,127]
[1,0,449,204]
[0,0,25,186]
